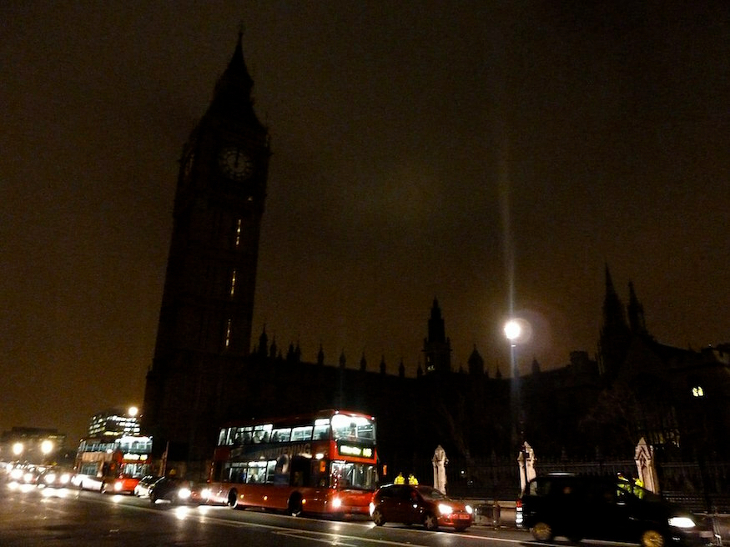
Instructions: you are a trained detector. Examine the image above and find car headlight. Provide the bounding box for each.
[332,497,342,509]
[44,473,56,485]
[178,487,192,499]
[200,488,212,499]
[59,473,71,485]
[669,516,695,529]
[114,482,123,491]
[23,472,34,483]
[465,504,473,515]
[438,503,453,516]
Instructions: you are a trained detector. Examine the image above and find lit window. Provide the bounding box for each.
[692,386,704,398]
[230,269,237,297]
[225,319,232,348]
[235,219,242,247]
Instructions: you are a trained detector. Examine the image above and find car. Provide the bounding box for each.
[39,466,74,488]
[134,475,162,497]
[517,474,718,547]
[369,484,473,532]
[9,464,42,485]
[101,475,140,495]
[148,476,195,505]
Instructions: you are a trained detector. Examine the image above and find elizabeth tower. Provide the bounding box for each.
[143,33,269,472]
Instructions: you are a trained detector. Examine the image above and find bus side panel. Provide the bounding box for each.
[237,483,292,511]
[336,489,373,515]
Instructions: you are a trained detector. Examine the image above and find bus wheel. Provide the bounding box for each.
[288,494,303,517]
[227,489,238,509]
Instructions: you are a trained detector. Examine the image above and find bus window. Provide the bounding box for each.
[253,424,272,443]
[246,462,267,483]
[331,461,378,490]
[331,414,375,442]
[291,426,313,441]
[266,460,276,484]
[271,428,291,442]
[313,419,330,440]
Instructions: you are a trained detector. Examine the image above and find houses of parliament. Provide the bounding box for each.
[142,34,730,487]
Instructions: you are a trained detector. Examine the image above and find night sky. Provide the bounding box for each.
[2,2,728,444]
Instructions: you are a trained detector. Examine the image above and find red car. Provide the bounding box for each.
[370,484,473,532]
[101,475,141,494]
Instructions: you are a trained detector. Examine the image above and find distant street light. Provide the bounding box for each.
[504,320,522,346]
[41,440,54,455]
[12,442,23,457]
[128,406,139,418]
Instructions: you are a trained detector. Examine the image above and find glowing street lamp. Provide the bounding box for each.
[41,440,54,455]
[128,406,139,418]
[504,319,522,346]
[12,442,23,457]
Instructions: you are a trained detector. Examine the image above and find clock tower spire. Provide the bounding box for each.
[142,31,270,475]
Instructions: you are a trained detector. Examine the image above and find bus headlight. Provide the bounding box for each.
[438,503,453,515]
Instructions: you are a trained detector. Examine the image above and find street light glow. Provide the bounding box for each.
[41,440,54,455]
[504,320,522,342]
[12,442,23,456]
[128,406,139,418]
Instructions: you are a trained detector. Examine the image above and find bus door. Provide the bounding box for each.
[289,455,311,487]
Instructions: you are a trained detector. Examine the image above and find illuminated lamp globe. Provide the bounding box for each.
[41,440,54,455]
[504,320,522,343]
[128,406,139,418]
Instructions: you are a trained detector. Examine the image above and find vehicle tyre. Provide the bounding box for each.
[227,489,238,509]
[371,508,386,526]
[641,529,665,547]
[423,512,439,531]
[150,491,157,505]
[288,494,303,516]
[531,521,554,542]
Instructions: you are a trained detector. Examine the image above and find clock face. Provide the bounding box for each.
[218,147,253,181]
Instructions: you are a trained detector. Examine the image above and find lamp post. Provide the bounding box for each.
[504,319,524,442]
[504,318,529,494]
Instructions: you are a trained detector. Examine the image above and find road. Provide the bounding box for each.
[0,483,532,547]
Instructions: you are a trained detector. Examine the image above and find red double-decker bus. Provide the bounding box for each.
[201,410,378,516]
